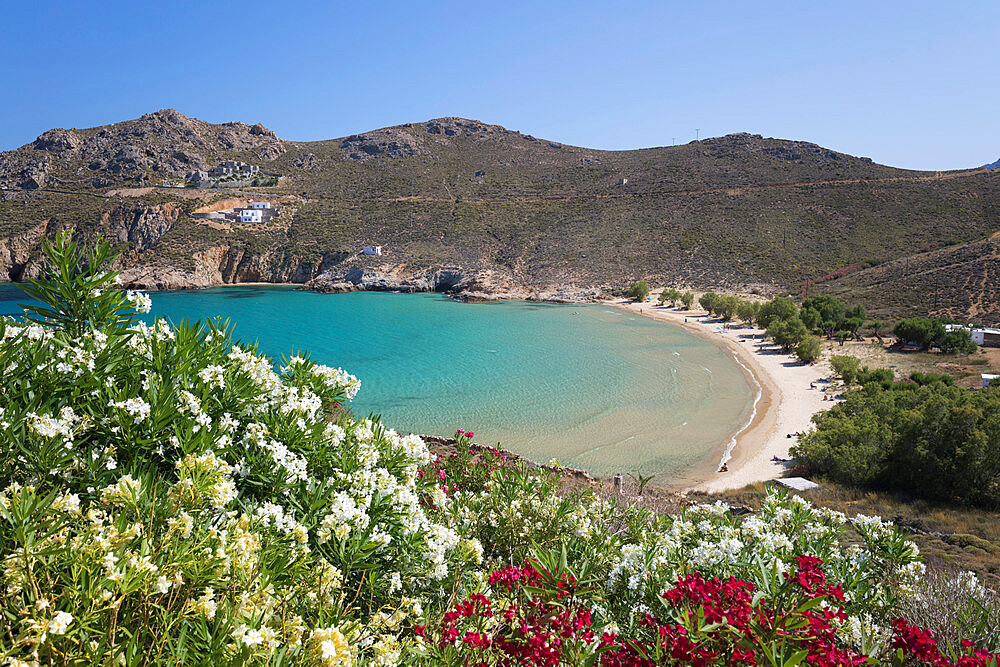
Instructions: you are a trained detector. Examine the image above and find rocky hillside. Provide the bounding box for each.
[2,110,1000,312]
[0,109,284,190]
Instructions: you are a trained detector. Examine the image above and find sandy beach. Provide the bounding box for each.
[611,299,831,494]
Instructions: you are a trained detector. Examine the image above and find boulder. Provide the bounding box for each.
[33,129,80,152]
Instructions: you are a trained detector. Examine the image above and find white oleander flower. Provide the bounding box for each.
[197,364,226,389]
[125,290,153,313]
[154,575,172,594]
[48,611,73,635]
[110,397,151,423]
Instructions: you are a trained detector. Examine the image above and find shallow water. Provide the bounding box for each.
[0,285,754,482]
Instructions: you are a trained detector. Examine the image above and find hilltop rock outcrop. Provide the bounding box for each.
[33,129,80,152]
[340,129,431,161]
[0,109,285,188]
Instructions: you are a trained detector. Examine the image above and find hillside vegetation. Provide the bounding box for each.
[1,110,999,316]
[818,233,1000,322]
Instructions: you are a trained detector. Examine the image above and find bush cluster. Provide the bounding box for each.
[701,291,976,363]
[656,288,694,309]
[1,234,476,665]
[792,379,1000,508]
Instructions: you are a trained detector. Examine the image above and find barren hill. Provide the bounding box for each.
[1,110,999,314]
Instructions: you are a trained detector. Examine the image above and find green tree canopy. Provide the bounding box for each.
[658,287,681,306]
[893,318,946,350]
[715,295,739,321]
[626,281,650,302]
[793,383,1000,508]
[801,295,846,331]
[767,316,809,351]
[800,307,822,331]
[940,328,978,355]
[795,335,822,364]
[757,297,798,329]
[736,300,760,325]
[699,291,718,314]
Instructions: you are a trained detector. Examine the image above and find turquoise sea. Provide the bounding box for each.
[0,284,754,485]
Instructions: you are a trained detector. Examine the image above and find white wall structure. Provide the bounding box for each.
[362,245,382,256]
[240,209,263,223]
[250,202,271,209]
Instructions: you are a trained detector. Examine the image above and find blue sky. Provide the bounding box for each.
[1,1,996,170]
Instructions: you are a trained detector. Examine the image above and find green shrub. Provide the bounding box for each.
[626,280,650,301]
[857,366,895,389]
[947,534,998,552]
[909,371,955,387]
[831,355,862,385]
[795,334,822,363]
[0,233,475,664]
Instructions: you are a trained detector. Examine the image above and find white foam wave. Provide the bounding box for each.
[718,350,762,468]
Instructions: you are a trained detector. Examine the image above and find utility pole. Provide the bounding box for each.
[695,129,701,141]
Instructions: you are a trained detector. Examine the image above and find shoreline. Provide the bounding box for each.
[610,300,830,494]
[0,279,829,492]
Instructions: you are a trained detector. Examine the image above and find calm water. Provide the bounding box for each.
[0,284,754,484]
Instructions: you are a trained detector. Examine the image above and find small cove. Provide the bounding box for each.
[0,285,755,484]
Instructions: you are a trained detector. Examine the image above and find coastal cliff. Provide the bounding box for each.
[114,245,603,302]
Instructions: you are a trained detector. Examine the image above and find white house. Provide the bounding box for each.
[240,209,263,223]
[943,324,1000,347]
[362,245,382,256]
[972,327,1000,347]
[982,374,1000,388]
[250,202,271,210]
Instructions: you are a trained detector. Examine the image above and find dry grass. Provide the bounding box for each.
[823,338,995,387]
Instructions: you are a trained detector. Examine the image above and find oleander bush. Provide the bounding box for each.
[0,234,475,665]
[1,233,999,666]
